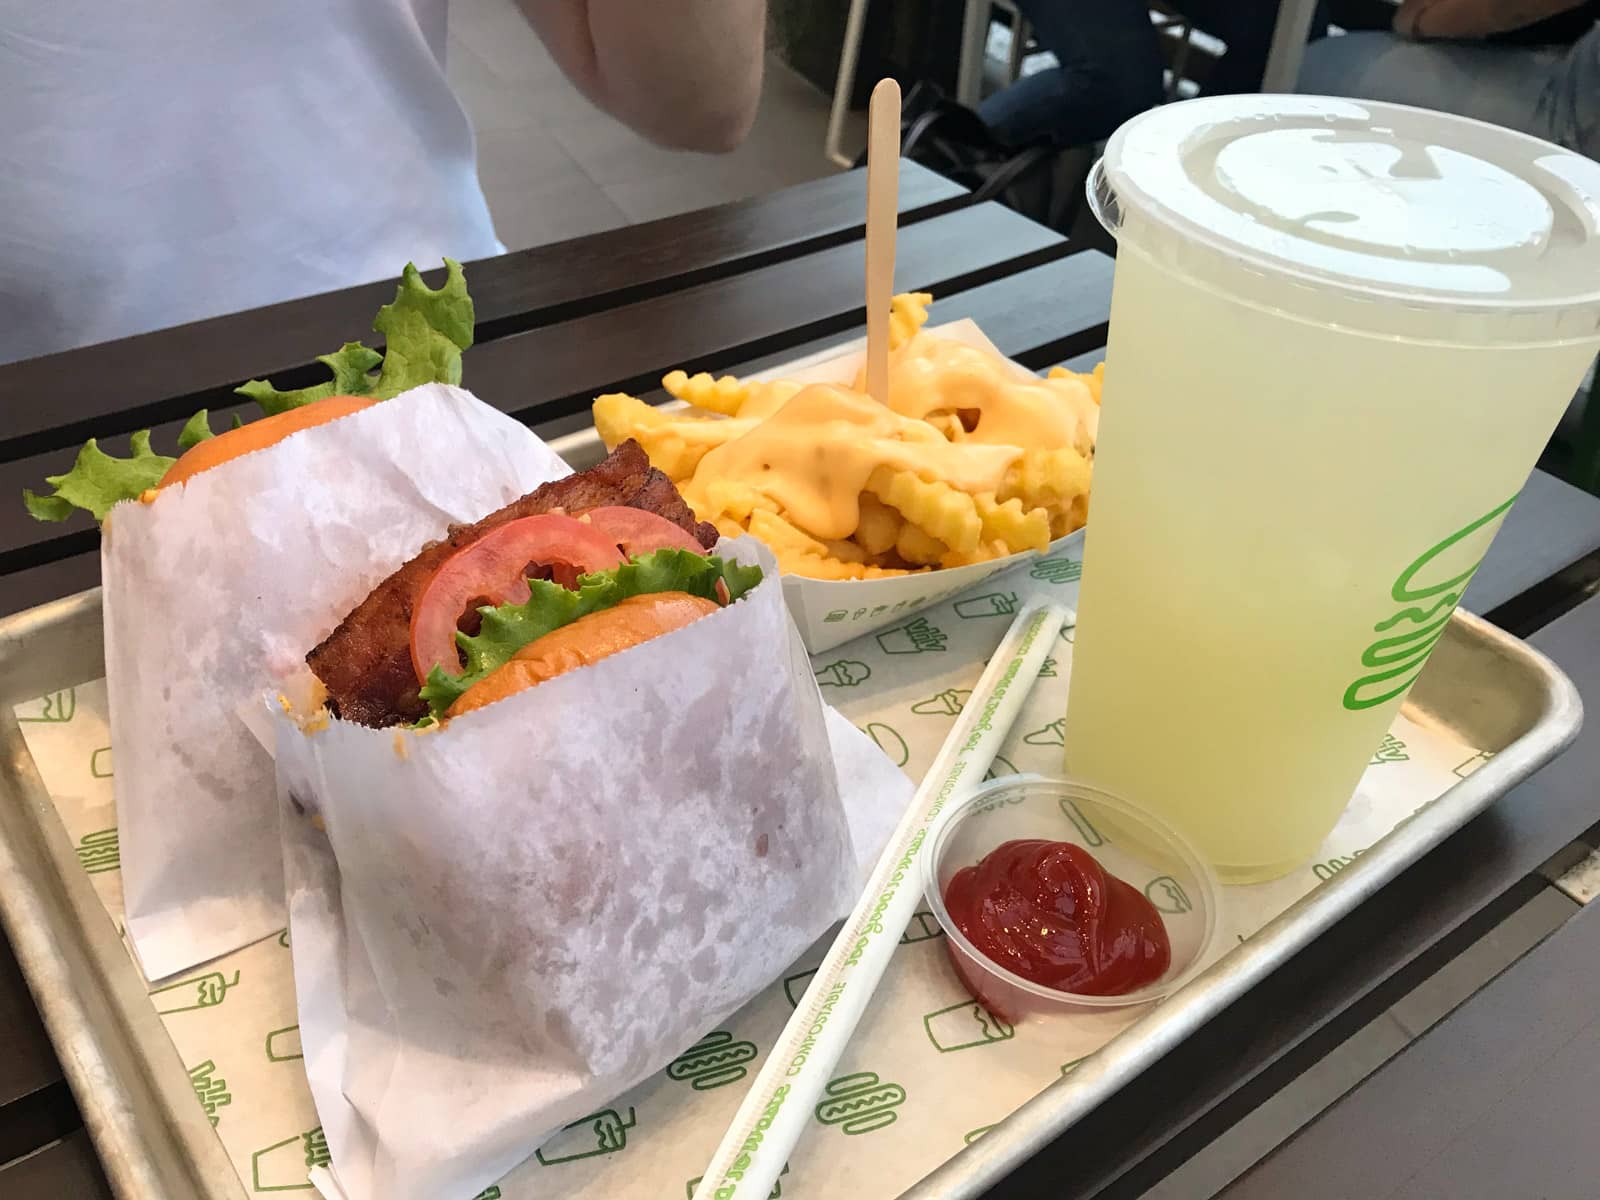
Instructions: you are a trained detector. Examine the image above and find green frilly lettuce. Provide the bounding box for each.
[24,260,473,521]
[419,549,764,720]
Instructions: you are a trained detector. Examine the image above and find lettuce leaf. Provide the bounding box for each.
[419,549,763,719]
[22,432,176,522]
[235,259,473,413]
[25,260,475,522]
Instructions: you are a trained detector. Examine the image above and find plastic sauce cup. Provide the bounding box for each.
[924,775,1219,1019]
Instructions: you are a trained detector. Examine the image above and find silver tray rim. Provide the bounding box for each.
[0,588,1582,1200]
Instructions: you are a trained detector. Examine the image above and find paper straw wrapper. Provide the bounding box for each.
[273,537,914,1200]
[102,384,569,979]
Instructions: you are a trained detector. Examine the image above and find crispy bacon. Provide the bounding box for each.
[307,440,716,727]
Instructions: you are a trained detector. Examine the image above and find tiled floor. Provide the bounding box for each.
[445,0,849,250]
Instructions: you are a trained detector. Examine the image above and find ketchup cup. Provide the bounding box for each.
[924,776,1219,1021]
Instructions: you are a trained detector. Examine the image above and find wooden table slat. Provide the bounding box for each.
[0,160,964,459]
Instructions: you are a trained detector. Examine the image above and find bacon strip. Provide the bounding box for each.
[307,440,716,727]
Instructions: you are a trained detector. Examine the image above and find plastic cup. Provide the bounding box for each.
[923,776,1219,1020]
[1066,97,1600,883]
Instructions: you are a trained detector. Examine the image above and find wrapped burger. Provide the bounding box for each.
[273,447,912,1200]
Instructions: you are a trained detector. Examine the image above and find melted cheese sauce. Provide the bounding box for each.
[685,383,1021,540]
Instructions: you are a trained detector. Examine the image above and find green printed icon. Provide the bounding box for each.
[876,617,947,654]
[151,969,239,1015]
[667,1030,758,1090]
[17,688,75,723]
[89,746,113,778]
[1370,734,1409,765]
[535,1107,636,1165]
[1023,718,1065,748]
[1062,1056,1086,1076]
[912,688,971,716]
[251,1125,329,1191]
[1144,876,1191,913]
[687,1164,788,1198]
[815,659,871,688]
[862,722,909,767]
[814,1071,907,1135]
[984,754,1018,782]
[901,910,944,944]
[923,1000,1015,1052]
[1059,624,1076,643]
[1039,656,1058,678]
[964,1125,995,1145]
[277,929,291,949]
[1312,851,1364,882]
[1061,798,1105,847]
[783,967,818,1008]
[1453,750,1494,778]
[76,828,120,874]
[954,591,1018,619]
[1030,557,1083,584]
[472,1189,503,1200]
[188,1059,232,1127]
[266,1025,303,1062]
[824,609,848,624]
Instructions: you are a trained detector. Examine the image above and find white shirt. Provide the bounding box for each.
[0,0,504,365]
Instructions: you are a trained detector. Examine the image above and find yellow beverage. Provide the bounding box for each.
[1067,97,1600,882]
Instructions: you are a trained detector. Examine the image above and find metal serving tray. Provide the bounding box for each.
[0,588,1581,1200]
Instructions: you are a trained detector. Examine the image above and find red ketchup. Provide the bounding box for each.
[944,839,1171,1016]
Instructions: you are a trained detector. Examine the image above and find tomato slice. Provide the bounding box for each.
[582,506,706,557]
[409,514,625,683]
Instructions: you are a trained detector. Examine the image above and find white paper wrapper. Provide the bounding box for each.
[103,384,569,980]
[272,537,915,1200]
[552,320,1090,654]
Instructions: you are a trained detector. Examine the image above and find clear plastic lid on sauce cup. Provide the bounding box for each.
[924,776,1220,1019]
[1088,96,1600,344]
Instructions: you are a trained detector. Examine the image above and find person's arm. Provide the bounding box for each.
[518,0,766,153]
[1393,0,1589,39]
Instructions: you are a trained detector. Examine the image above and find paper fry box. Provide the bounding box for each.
[552,321,1090,655]
[102,384,569,979]
[274,539,907,1200]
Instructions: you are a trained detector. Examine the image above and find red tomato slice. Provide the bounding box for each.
[582,506,705,557]
[410,514,625,683]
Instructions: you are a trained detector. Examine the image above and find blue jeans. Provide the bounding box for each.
[1297,25,1600,159]
[978,0,1312,147]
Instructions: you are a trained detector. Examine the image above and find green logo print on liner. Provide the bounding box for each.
[901,910,944,944]
[1312,850,1365,882]
[1060,799,1105,846]
[862,722,909,767]
[964,1125,996,1145]
[535,1107,636,1165]
[1144,876,1192,914]
[1453,750,1494,778]
[984,754,1019,782]
[266,1025,303,1062]
[76,828,120,874]
[688,1163,789,1198]
[1062,1056,1086,1076]
[1023,718,1065,748]
[815,659,872,688]
[1343,496,1514,711]
[1038,656,1058,678]
[277,929,291,949]
[954,591,1019,619]
[876,617,947,654]
[814,1071,907,1135]
[1370,734,1409,765]
[912,688,971,716]
[251,1126,329,1191]
[923,1000,1015,1052]
[90,746,113,778]
[151,969,239,1015]
[1030,557,1082,584]
[473,1189,503,1200]
[17,688,75,722]
[782,967,818,1009]
[188,1060,232,1127]
[666,1030,758,1090]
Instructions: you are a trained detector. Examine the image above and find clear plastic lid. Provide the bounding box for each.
[1089,96,1600,343]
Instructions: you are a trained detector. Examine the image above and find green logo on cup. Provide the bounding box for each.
[1343,497,1513,711]
[666,1030,758,1090]
[814,1071,906,1134]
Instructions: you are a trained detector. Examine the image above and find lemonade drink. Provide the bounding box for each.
[1064,97,1600,882]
